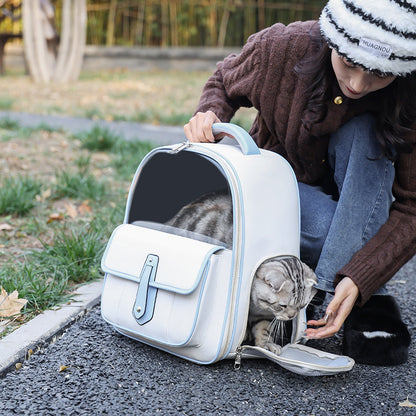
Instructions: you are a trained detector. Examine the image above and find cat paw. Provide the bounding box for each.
[264,342,282,355]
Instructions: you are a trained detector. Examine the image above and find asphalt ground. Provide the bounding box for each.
[0,265,414,416]
[0,112,415,415]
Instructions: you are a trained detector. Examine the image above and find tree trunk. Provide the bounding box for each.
[106,0,117,47]
[23,0,86,84]
[218,0,231,48]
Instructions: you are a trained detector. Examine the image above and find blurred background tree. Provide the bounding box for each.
[85,0,326,47]
[23,0,86,83]
[1,1,326,48]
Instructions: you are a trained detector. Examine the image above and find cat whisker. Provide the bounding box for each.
[267,318,292,346]
[266,318,278,344]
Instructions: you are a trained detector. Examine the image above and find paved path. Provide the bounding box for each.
[0,110,185,145]
[0,112,415,415]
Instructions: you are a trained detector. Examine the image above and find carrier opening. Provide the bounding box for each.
[127,150,232,228]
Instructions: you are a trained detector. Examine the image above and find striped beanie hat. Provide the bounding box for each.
[319,0,416,76]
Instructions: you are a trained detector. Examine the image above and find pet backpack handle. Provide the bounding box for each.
[212,123,261,156]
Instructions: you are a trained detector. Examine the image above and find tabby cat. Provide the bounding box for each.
[165,191,317,354]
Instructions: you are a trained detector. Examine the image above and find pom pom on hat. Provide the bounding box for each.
[319,0,416,76]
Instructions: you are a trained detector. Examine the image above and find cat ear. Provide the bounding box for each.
[265,271,287,293]
[275,280,286,293]
[305,277,317,288]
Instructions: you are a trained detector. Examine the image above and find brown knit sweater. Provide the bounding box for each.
[195,20,416,305]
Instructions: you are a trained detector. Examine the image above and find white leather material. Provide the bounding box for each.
[101,224,233,353]
[101,124,355,374]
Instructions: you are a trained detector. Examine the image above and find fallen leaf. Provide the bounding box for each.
[36,188,52,202]
[78,201,92,215]
[0,287,28,318]
[399,397,416,408]
[15,363,22,371]
[64,202,78,219]
[0,224,13,232]
[47,213,64,223]
[59,365,69,372]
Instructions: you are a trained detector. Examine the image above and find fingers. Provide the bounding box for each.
[305,303,345,339]
[306,311,332,328]
[305,277,359,339]
[184,111,222,143]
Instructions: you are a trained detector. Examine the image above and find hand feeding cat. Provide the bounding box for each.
[165,191,317,354]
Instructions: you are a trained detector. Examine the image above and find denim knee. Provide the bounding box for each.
[298,183,337,268]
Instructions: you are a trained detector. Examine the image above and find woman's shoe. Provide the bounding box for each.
[342,295,411,366]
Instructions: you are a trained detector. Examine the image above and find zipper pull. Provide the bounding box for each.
[234,346,243,370]
[170,141,191,154]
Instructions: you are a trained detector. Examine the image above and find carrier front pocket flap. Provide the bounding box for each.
[101,224,226,293]
[101,223,231,346]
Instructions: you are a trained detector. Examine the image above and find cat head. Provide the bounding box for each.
[250,256,317,321]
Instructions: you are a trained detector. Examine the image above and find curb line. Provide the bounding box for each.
[0,280,103,376]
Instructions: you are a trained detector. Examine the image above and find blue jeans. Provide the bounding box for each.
[299,114,394,294]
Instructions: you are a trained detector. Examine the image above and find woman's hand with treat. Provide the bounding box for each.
[306,277,359,339]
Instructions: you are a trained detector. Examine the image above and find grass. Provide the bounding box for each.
[34,225,104,284]
[0,122,155,337]
[54,169,107,200]
[74,126,154,180]
[0,69,257,337]
[0,96,14,110]
[0,176,43,216]
[0,263,71,312]
[77,125,119,151]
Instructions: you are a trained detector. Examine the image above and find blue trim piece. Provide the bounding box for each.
[133,254,159,325]
[212,123,260,156]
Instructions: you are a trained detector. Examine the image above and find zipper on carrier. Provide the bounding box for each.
[181,143,247,361]
[187,144,245,359]
[234,346,243,370]
[170,142,191,153]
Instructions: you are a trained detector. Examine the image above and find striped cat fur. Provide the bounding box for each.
[166,191,317,354]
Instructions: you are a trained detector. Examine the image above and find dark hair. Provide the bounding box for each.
[295,35,416,160]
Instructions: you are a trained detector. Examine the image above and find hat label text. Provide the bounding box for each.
[359,37,392,59]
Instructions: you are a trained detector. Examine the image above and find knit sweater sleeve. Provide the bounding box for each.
[194,23,293,121]
[336,144,416,305]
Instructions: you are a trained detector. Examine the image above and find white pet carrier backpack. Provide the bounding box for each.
[100,123,354,376]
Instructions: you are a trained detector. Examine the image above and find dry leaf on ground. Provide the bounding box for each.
[0,287,28,318]
[399,397,416,408]
[0,224,13,231]
[78,201,92,215]
[36,188,52,202]
[47,213,64,223]
[65,202,78,219]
